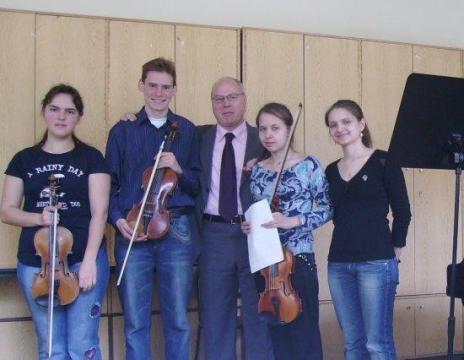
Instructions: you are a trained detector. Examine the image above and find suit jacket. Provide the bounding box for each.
[192,123,263,258]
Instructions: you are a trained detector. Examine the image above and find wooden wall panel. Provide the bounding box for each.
[319,302,344,359]
[0,11,35,269]
[304,35,361,300]
[394,298,416,359]
[175,25,239,125]
[412,47,463,294]
[0,322,37,359]
[242,29,305,152]
[361,41,415,295]
[361,41,412,150]
[304,35,361,164]
[0,278,30,318]
[415,296,463,356]
[108,20,174,126]
[35,15,107,152]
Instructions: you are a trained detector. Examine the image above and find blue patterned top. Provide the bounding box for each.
[250,155,333,255]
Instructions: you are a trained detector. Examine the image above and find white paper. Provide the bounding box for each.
[245,199,284,273]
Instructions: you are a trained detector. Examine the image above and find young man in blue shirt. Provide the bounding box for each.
[106,57,200,360]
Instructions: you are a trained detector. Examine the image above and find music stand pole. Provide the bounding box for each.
[448,134,464,359]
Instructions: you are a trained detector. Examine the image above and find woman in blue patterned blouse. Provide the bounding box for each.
[241,102,332,360]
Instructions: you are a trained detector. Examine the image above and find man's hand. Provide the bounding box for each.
[116,218,148,241]
[158,152,183,175]
[120,113,137,122]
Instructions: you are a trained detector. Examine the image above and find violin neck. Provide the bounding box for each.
[147,128,177,205]
[269,263,279,277]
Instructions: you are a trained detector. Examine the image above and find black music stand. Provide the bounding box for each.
[388,73,464,359]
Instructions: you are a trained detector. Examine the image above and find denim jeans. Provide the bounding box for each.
[267,253,323,360]
[328,258,399,360]
[115,214,193,360]
[17,246,109,360]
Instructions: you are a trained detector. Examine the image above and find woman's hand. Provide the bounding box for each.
[394,247,402,262]
[78,258,97,292]
[40,205,60,226]
[262,212,300,230]
[241,220,251,234]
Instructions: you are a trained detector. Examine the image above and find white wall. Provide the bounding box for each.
[0,0,463,49]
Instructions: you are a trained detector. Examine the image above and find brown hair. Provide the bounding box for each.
[255,102,294,161]
[38,84,83,147]
[141,57,176,86]
[324,99,373,148]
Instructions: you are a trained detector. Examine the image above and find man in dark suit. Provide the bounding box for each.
[198,77,273,360]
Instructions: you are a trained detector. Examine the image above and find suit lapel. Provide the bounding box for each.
[201,125,217,191]
[240,124,260,188]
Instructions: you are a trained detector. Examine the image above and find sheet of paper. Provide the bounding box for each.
[245,199,283,273]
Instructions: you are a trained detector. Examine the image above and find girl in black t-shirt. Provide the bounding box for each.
[324,99,411,359]
[0,84,110,359]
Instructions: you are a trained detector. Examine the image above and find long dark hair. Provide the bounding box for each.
[255,102,294,161]
[37,84,83,147]
[324,99,373,148]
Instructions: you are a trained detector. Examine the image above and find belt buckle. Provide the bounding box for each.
[231,215,243,224]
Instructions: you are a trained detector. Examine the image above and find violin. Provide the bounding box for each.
[31,174,79,357]
[117,123,179,286]
[126,123,179,239]
[258,104,303,325]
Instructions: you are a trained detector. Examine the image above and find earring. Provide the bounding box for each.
[361,131,364,137]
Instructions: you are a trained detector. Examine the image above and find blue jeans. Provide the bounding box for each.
[328,258,399,360]
[115,214,193,360]
[17,246,109,360]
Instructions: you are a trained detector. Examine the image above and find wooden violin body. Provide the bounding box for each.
[126,124,179,240]
[258,248,302,324]
[31,175,79,307]
[32,226,79,306]
[127,166,178,240]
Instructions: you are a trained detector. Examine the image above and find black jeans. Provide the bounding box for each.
[264,253,323,360]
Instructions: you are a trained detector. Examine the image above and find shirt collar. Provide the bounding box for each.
[136,107,175,128]
[217,120,247,143]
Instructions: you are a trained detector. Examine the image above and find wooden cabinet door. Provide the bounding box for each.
[412,46,463,295]
[36,15,107,152]
[0,11,35,269]
[394,298,416,359]
[175,25,239,126]
[242,28,304,152]
[108,20,174,127]
[415,296,463,356]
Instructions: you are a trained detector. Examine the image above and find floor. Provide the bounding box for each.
[413,355,464,359]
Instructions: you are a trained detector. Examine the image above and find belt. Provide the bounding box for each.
[203,213,245,224]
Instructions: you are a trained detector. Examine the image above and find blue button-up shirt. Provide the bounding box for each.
[105,107,200,226]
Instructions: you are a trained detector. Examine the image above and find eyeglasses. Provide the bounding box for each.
[211,93,244,104]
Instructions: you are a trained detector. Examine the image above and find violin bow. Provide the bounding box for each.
[47,175,58,358]
[116,138,167,286]
[269,103,303,200]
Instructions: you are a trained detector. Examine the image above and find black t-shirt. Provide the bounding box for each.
[325,149,411,262]
[5,143,109,267]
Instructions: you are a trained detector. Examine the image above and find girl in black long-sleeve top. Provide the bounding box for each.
[324,99,411,360]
